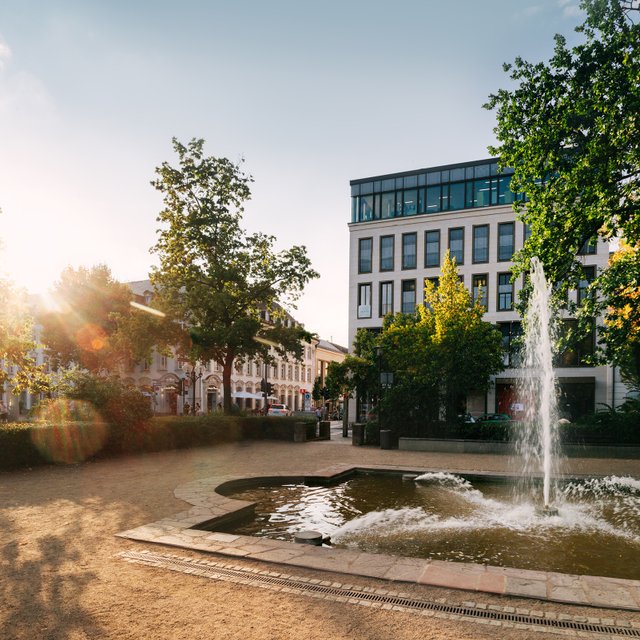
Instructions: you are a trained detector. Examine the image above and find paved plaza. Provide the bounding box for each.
[1,424,639,639]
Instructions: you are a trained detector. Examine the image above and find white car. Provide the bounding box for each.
[267,403,291,417]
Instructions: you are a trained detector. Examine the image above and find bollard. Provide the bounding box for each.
[352,422,365,446]
[380,429,392,449]
[319,420,331,439]
[294,422,307,443]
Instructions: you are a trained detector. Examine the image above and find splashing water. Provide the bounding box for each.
[517,257,559,508]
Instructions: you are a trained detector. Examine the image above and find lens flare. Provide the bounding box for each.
[32,399,109,463]
[76,324,108,353]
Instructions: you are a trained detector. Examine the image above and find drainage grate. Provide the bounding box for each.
[119,550,640,637]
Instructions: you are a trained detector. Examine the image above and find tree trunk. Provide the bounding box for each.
[223,355,234,414]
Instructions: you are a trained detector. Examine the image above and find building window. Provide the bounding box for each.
[288,365,293,380]
[498,222,515,261]
[498,321,522,367]
[579,236,597,255]
[381,192,396,219]
[357,283,372,318]
[524,222,532,243]
[556,320,595,366]
[379,281,394,316]
[472,274,488,310]
[159,355,167,370]
[402,233,417,269]
[281,363,286,378]
[497,273,513,311]
[403,190,418,216]
[424,230,440,268]
[472,225,489,263]
[401,280,416,314]
[380,236,394,271]
[448,227,464,265]
[358,238,372,274]
[577,265,596,306]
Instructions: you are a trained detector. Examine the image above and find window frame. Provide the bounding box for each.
[357,282,372,319]
[379,235,395,272]
[401,279,417,314]
[358,237,373,274]
[424,230,440,268]
[379,281,394,317]
[497,272,514,311]
[472,273,489,310]
[497,221,515,262]
[472,224,490,264]
[401,232,417,270]
[448,227,465,265]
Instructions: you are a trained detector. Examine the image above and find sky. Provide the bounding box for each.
[0,0,587,346]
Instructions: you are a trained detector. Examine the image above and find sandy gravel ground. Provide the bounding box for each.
[1,434,639,640]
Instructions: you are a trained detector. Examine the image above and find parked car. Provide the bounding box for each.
[476,413,512,422]
[267,403,291,417]
[457,413,476,424]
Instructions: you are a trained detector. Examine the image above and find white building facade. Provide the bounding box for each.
[348,158,625,421]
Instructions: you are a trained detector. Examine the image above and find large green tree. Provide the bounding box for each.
[327,254,504,434]
[150,138,319,413]
[485,0,640,378]
[40,265,167,375]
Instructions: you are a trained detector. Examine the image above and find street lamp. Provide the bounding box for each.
[182,362,204,415]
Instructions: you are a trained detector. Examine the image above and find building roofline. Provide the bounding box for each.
[349,157,498,186]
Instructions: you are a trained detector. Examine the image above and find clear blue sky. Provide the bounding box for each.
[0,0,585,346]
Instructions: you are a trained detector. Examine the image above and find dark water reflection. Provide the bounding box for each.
[225,472,640,580]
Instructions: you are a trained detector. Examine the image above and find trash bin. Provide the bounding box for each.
[380,429,392,450]
[352,423,365,446]
[319,420,331,439]
[294,422,307,443]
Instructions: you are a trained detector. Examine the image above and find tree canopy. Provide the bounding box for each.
[485,0,640,379]
[150,138,319,413]
[327,254,504,433]
[40,265,165,375]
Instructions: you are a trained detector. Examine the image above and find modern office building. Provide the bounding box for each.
[348,158,627,420]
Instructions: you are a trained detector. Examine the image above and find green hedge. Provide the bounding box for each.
[0,415,316,471]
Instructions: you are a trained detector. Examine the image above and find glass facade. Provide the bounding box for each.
[351,159,519,224]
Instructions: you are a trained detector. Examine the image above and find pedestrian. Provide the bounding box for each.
[183,402,191,416]
[315,406,321,424]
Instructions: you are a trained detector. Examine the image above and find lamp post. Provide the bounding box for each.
[374,346,383,437]
[183,363,204,415]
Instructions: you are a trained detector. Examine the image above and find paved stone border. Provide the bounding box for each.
[116,463,640,612]
[119,550,640,637]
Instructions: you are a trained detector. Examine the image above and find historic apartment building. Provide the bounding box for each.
[126,281,344,415]
[348,157,627,420]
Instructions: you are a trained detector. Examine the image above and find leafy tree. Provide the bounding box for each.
[0,277,49,394]
[40,265,168,375]
[381,253,504,425]
[485,0,640,362]
[328,254,504,434]
[150,138,319,413]
[592,242,640,388]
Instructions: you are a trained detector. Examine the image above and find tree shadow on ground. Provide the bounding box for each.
[0,512,105,639]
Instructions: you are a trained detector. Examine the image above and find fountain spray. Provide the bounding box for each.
[519,257,560,513]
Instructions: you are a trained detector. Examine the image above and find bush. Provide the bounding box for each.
[0,414,317,470]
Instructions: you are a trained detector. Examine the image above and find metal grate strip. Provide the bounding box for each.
[119,550,640,637]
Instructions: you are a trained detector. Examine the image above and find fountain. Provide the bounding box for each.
[517,256,560,514]
[218,258,639,578]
